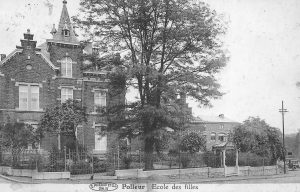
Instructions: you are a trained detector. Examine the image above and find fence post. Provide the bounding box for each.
[139,149,141,169]
[113,153,116,169]
[91,153,94,175]
[263,158,265,175]
[35,149,38,171]
[117,145,120,170]
[64,146,66,172]
[68,148,71,160]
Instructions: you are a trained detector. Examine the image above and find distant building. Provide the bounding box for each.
[188,114,240,150]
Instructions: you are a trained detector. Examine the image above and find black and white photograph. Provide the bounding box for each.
[0,0,299,191]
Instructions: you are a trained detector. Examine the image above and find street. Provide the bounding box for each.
[1,170,300,184]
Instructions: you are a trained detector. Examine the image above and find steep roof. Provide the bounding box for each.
[191,115,239,124]
[50,0,79,45]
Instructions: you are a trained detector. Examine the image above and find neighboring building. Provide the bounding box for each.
[188,114,240,151]
[0,1,124,155]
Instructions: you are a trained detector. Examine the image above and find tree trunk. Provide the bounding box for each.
[144,137,155,170]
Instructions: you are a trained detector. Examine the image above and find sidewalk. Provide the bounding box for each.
[0,171,296,184]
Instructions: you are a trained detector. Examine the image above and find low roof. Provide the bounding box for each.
[191,115,239,124]
[212,141,236,150]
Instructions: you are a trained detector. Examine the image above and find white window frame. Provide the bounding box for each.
[61,57,72,78]
[94,89,107,112]
[61,87,73,103]
[18,84,40,111]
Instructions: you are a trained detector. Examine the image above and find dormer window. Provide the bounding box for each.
[61,57,72,77]
[62,21,70,37]
[64,30,70,37]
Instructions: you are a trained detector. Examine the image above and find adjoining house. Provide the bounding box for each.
[0,1,124,155]
[189,114,240,151]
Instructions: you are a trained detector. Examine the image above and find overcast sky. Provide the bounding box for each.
[0,0,300,133]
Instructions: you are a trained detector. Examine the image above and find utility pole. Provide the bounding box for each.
[279,100,288,174]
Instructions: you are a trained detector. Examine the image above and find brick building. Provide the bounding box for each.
[188,114,240,150]
[0,1,124,155]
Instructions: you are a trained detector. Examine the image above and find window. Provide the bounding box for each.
[64,30,70,37]
[218,133,226,142]
[211,133,216,141]
[61,57,72,77]
[94,90,106,112]
[61,87,73,103]
[94,125,107,152]
[220,124,224,129]
[19,84,39,110]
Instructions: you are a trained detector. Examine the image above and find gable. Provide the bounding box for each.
[0,49,57,81]
[0,49,58,71]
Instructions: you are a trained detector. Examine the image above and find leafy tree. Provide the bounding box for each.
[0,122,38,166]
[74,0,227,169]
[233,117,284,163]
[39,100,88,159]
[180,132,206,154]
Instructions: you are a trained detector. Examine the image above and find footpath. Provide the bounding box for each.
[0,171,297,184]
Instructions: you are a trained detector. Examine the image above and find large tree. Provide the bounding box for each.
[233,117,284,164]
[74,0,227,169]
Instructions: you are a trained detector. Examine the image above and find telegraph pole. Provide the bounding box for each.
[279,100,288,174]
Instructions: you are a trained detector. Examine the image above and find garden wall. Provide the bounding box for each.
[239,166,280,176]
[115,166,279,179]
[0,166,70,180]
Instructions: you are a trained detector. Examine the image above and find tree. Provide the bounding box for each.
[233,117,284,163]
[39,100,88,158]
[74,0,227,169]
[180,132,206,154]
[0,122,38,166]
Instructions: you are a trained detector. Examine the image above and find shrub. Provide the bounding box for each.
[180,154,191,168]
[123,156,132,169]
[70,160,91,175]
[180,133,206,154]
[203,151,220,168]
[238,153,265,167]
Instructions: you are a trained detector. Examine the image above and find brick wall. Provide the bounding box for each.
[0,37,125,154]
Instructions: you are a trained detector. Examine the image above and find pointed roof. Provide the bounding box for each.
[51,0,79,45]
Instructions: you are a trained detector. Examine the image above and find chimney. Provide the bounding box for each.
[219,114,224,118]
[0,54,6,61]
[24,29,34,40]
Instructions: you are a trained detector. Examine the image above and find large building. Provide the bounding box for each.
[0,1,124,154]
[188,114,240,150]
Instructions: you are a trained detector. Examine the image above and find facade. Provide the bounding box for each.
[0,1,124,154]
[188,114,240,151]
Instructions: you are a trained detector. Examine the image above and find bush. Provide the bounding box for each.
[180,155,191,168]
[123,156,132,169]
[203,151,220,168]
[70,160,91,175]
[238,153,265,167]
[180,133,206,154]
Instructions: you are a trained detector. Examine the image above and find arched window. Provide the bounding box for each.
[61,57,72,77]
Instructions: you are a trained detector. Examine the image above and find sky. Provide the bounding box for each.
[0,0,300,133]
